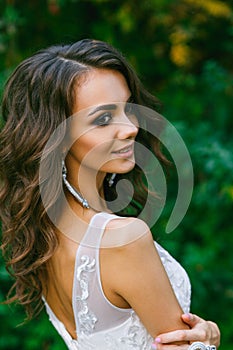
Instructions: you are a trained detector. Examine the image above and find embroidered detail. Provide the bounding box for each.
[119,312,153,349]
[76,255,98,335]
[156,243,191,313]
[103,312,153,350]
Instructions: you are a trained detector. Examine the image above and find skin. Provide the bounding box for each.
[45,68,220,348]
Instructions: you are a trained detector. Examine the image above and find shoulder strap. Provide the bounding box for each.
[81,212,121,249]
[73,212,131,335]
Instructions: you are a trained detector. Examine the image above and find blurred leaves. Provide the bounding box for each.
[0,0,233,349]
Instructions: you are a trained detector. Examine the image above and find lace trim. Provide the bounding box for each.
[76,255,98,335]
[104,312,153,350]
[157,243,191,313]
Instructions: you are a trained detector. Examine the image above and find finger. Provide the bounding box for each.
[154,330,188,343]
[182,313,203,326]
[152,342,189,350]
[155,328,205,344]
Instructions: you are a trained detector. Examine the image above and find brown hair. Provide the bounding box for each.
[0,39,167,319]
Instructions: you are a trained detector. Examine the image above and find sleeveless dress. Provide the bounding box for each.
[43,212,191,350]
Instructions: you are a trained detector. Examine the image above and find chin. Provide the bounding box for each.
[115,160,136,174]
[102,157,136,174]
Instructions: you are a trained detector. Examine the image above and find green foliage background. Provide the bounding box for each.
[0,0,232,349]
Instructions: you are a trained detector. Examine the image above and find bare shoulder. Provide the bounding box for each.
[101,216,152,248]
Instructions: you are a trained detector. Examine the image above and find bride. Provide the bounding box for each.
[0,39,220,350]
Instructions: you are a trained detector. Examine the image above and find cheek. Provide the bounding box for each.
[69,133,112,165]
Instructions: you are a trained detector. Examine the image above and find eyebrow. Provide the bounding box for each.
[88,95,133,117]
[88,104,117,116]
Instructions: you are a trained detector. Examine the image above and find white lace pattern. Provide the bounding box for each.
[76,255,97,335]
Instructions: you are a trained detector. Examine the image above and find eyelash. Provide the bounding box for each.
[93,112,112,126]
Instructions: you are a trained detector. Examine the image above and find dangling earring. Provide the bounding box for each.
[62,160,89,209]
[108,173,116,187]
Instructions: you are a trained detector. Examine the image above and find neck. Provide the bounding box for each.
[64,157,109,213]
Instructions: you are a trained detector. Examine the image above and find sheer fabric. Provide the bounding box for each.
[44,212,191,350]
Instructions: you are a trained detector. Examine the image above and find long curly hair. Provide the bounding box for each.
[0,39,167,319]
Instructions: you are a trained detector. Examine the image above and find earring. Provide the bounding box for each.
[108,173,116,187]
[62,160,89,209]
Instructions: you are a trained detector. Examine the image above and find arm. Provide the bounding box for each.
[110,219,189,339]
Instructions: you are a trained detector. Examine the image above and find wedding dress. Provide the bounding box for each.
[44,212,191,350]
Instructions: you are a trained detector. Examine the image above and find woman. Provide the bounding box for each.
[0,39,220,349]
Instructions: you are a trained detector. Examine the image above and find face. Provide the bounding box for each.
[66,69,139,177]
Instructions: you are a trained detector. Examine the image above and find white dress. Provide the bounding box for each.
[44,212,191,350]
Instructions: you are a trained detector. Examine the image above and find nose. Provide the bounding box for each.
[116,112,139,140]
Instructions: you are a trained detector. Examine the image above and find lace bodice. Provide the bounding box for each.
[44,212,191,350]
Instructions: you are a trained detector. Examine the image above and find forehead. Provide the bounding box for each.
[73,68,131,113]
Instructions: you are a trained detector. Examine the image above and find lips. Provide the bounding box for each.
[112,143,133,154]
[112,143,134,157]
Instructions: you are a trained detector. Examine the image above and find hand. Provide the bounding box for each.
[151,313,220,349]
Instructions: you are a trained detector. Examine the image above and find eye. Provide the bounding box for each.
[93,112,112,126]
[125,103,139,127]
[124,102,134,116]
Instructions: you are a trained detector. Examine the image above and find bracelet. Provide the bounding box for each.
[188,342,216,350]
